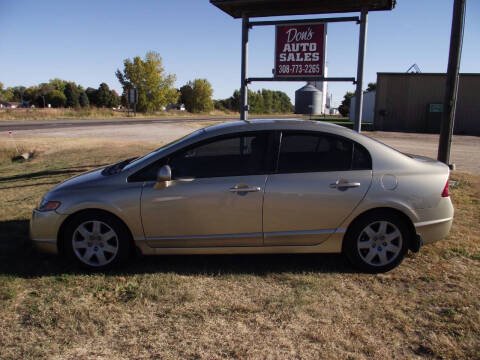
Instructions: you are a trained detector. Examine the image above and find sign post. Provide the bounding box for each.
[353,10,368,133]
[127,88,138,117]
[240,15,249,121]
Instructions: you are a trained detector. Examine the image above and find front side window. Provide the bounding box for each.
[168,133,269,179]
[277,132,371,173]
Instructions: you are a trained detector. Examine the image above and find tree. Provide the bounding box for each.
[79,91,89,107]
[96,83,116,107]
[366,82,376,93]
[248,90,265,114]
[46,90,67,107]
[110,90,120,107]
[179,84,194,110]
[214,89,293,114]
[64,82,80,108]
[338,91,354,117]
[116,51,178,112]
[49,78,68,93]
[2,87,14,102]
[37,83,55,107]
[12,86,26,103]
[85,87,98,106]
[180,79,214,113]
[24,86,42,107]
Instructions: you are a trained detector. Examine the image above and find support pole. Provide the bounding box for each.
[353,10,368,133]
[240,14,249,121]
[438,0,466,165]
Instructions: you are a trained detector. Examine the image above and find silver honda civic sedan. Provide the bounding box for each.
[30,120,454,272]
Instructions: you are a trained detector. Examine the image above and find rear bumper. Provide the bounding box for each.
[30,209,66,255]
[414,196,454,245]
[414,217,453,245]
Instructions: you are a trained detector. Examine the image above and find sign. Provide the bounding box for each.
[127,88,138,104]
[429,104,443,113]
[275,23,326,78]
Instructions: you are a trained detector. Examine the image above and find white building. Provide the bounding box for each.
[349,90,376,124]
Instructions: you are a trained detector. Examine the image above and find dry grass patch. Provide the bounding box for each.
[0,138,479,359]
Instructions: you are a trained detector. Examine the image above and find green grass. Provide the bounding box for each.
[309,117,374,131]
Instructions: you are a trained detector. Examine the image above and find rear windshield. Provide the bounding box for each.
[361,133,412,158]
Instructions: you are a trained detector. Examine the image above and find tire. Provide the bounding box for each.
[343,210,410,273]
[63,211,131,270]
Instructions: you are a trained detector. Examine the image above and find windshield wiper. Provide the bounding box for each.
[101,157,137,175]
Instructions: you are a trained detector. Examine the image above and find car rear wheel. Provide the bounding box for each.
[344,211,409,273]
[64,211,131,270]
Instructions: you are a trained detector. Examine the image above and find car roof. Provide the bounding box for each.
[205,118,345,133]
[202,118,365,141]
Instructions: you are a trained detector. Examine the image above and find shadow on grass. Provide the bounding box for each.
[0,181,60,190]
[0,168,90,183]
[0,219,355,278]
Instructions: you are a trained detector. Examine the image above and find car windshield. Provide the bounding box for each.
[121,129,204,171]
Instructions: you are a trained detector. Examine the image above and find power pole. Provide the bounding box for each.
[437,0,466,165]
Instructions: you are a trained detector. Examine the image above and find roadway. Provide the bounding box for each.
[0,116,238,131]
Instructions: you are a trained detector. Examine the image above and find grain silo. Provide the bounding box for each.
[295,84,323,115]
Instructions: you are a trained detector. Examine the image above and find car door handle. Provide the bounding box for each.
[229,185,261,193]
[330,181,361,189]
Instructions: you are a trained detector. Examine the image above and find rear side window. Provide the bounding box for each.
[277,132,371,173]
[352,143,372,170]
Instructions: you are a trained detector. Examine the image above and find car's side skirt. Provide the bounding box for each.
[264,228,342,246]
[146,232,263,248]
[136,231,344,255]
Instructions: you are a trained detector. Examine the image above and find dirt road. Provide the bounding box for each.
[5,120,479,174]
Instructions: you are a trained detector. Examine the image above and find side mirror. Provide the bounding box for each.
[154,165,172,190]
[157,165,172,182]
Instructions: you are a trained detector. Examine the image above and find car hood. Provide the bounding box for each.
[47,168,107,196]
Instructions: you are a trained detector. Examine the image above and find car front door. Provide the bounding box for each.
[263,131,373,246]
[139,132,272,248]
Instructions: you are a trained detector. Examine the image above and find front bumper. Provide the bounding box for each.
[30,209,67,254]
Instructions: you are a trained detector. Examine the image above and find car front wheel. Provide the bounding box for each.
[63,211,131,270]
[343,211,409,273]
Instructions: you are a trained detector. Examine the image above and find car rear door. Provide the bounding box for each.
[263,131,373,246]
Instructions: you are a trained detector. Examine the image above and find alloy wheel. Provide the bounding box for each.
[356,220,403,267]
[72,220,119,267]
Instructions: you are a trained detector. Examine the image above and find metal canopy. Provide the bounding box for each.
[210,0,396,129]
[210,0,395,18]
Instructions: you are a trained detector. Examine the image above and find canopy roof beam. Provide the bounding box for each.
[249,16,360,27]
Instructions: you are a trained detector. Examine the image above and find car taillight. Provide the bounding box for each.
[441,180,450,197]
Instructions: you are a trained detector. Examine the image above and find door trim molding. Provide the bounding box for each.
[146,232,263,248]
[264,228,345,246]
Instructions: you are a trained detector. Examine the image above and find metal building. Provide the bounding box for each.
[374,73,480,135]
[350,90,376,124]
[295,84,323,115]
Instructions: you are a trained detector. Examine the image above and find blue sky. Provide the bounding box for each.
[0,0,478,106]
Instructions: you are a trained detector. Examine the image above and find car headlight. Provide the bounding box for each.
[37,199,61,212]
